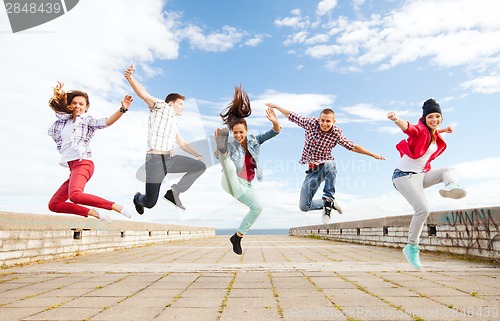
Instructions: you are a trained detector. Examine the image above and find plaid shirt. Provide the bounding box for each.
[289,112,355,165]
[48,113,108,160]
[147,99,178,152]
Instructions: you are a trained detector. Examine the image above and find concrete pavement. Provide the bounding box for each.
[0,235,499,321]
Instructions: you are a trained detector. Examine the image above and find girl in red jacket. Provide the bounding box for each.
[388,99,466,270]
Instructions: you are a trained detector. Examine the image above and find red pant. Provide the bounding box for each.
[48,160,113,217]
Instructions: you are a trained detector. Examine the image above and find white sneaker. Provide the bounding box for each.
[333,200,343,214]
[120,206,132,218]
[98,211,111,223]
[439,183,467,199]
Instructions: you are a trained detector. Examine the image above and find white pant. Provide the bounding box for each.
[393,167,459,245]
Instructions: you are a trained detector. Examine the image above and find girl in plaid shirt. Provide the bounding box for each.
[47,82,133,223]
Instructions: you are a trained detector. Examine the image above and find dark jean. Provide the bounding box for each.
[299,160,337,212]
[136,154,206,208]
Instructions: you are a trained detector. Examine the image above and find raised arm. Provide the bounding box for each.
[105,95,134,126]
[124,64,156,107]
[265,102,291,118]
[387,111,409,131]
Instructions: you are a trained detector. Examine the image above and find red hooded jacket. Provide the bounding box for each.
[396,119,447,172]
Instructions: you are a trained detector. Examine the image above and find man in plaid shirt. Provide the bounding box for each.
[266,103,385,224]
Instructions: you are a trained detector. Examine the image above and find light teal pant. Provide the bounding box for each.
[219,153,263,235]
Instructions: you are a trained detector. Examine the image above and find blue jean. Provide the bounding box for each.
[219,153,263,235]
[299,160,337,212]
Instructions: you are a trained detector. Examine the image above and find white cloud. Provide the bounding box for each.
[460,75,500,94]
[284,31,309,46]
[180,25,245,52]
[275,0,500,94]
[378,126,402,135]
[274,10,311,30]
[341,103,389,122]
[316,0,338,16]
[304,33,330,45]
[243,34,270,47]
[352,0,366,13]
[306,44,343,58]
[275,16,303,28]
[254,90,336,118]
[454,157,500,180]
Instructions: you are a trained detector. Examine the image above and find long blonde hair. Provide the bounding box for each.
[49,86,89,114]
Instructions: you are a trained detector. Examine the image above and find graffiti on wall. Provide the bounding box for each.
[440,208,499,253]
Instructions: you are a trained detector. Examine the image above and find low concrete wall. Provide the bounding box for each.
[290,206,500,261]
[0,211,215,268]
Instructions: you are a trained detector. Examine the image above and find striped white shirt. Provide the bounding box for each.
[147,99,178,152]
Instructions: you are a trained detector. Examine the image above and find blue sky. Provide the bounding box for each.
[1,0,499,230]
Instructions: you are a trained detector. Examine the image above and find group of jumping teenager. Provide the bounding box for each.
[47,65,467,270]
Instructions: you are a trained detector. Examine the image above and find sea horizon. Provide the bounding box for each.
[216,228,289,236]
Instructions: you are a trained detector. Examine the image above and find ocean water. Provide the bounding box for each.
[216,228,289,236]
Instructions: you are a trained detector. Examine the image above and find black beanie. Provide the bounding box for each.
[422,98,442,119]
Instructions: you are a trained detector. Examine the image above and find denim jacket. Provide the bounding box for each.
[228,128,279,182]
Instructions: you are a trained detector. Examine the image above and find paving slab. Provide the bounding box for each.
[0,235,498,321]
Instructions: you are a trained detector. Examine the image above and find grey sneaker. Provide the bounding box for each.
[216,128,229,154]
[439,183,467,199]
[164,189,186,211]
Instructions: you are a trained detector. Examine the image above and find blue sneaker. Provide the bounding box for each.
[439,183,467,199]
[403,244,421,270]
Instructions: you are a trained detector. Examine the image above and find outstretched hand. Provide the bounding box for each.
[387,111,397,122]
[266,108,278,123]
[55,81,64,90]
[439,125,454,134]
[372,153,385,160]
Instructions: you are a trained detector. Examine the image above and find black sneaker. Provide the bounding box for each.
[322,199,333,224]
[229,233,243,255]
[216,128,229,154]
[164,189,186,211]
[133,192,144,215]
